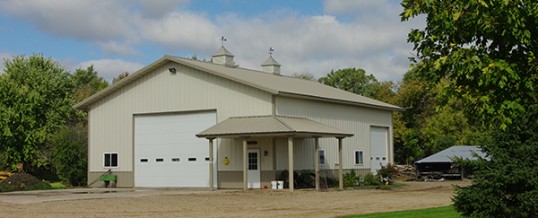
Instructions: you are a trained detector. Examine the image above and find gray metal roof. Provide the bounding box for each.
[261,55,281,66]
[74,55,403,111]
[415,146,488,164]
[196,115,353,138]
[212,46,234,57]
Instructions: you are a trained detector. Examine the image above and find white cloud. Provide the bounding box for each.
[77,59,145,82]
[139,11,219,52]
[0,0,134,41]
[213,2,423,82]
[0,0,425,82]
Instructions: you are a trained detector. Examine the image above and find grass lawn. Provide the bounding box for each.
[341,206,460,218]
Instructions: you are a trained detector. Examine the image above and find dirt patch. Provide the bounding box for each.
[0,180,470,218]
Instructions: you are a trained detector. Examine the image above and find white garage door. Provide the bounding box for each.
[134,111,216,187]
[370,126,389,174]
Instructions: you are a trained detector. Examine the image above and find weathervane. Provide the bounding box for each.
[220,36,227,46]
[269,47,274,56]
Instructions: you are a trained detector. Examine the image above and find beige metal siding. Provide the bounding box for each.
[275,96,393,170]
[88,63,272,172]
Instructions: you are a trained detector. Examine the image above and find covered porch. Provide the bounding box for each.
[197,115,353,192]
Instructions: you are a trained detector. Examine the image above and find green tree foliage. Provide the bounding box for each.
[72,66,108,103]
[401,0,538,128]
[319,68,382,98]
[0,55,75,171]
[112,71,129,84]
[51,124,88,186]
[453,106,538,217]
[402,0,538,216]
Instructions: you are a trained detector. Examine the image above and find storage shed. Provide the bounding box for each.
[415,145,488,180]
[75,46,401,190]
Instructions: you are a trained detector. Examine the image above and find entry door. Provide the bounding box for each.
[370,127,389,174]
[247,149,261,188]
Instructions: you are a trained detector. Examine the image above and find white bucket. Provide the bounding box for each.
[271,181,277,189]
[277,181,284,189]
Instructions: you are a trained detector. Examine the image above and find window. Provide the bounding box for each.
[319,149,325,165]
[248,152,258,170]
[354,151,364,165]
[104,152,118,168]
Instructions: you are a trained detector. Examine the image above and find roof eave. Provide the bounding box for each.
[277,92,404,112]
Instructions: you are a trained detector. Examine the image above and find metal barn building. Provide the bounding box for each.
[75,46,401,191]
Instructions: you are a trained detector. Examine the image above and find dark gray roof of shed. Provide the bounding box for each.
[415,146,488,164]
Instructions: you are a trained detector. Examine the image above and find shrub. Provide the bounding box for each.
[453,106,538,217]
[363,172,381,186]
[51,125,88,187]
[343,171,359,187]
[377,163,398,179]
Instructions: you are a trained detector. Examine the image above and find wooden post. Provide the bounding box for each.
[338,137,343,190]
[209,138,214,191]
[314,137,320,191]
[288,137,294,192]
[243,138,248,190]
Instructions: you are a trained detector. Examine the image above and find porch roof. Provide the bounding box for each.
[196,115,353,139]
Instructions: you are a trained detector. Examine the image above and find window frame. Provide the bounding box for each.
[103,152,118,168]
[354,150,364,165]
[319,149,326,165]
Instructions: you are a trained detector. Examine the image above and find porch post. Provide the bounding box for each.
[209,138,215,191]
[243,138,248,190]
[338,137,343,190]
[288,137,294,192]
[314,137,320,191]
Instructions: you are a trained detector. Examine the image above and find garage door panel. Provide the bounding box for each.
[134,112,215,188]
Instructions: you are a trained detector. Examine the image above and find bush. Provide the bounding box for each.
[377,163,398,179]
[453,107,538,217]
[51,125,88,187]
[363,172,381,186]
[344,171,359,187]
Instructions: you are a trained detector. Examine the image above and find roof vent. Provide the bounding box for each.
[261,47,281,75]
[211,36,235,67]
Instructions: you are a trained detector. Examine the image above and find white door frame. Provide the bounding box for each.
[247,149,261,189]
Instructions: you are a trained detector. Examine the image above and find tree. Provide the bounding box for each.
[51,124,88,186]
[112,71,129,84]
[402,0,538,216]
[72,66,108,103]
[0,54,75,171]
[319,68,381,98]
[401,0,538,128]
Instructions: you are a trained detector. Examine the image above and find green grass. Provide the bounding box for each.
[341,206,461,218]
[50,182,67,189]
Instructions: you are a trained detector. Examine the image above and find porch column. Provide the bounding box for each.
[314,137,320,191]
[209,138,215,191]
[288,137,294,192]
[243,138,248,190]
[338,137,343,190]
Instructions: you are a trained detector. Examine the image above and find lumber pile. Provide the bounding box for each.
[394,165,416,177]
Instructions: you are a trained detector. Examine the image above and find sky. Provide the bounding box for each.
[0,0,424,83]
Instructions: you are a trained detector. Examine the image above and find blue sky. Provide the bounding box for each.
[0,0,423,82]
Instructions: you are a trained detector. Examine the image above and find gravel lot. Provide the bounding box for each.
[0,180,469,218]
